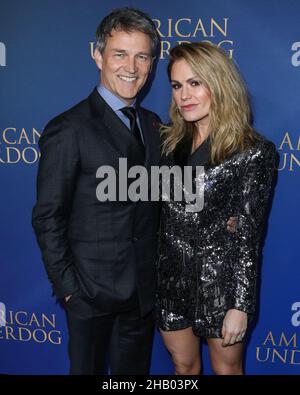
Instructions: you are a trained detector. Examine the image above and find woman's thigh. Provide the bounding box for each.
[160,327,201,365]
[207,338,244,374]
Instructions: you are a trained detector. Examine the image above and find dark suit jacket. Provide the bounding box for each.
[32,88,161,316]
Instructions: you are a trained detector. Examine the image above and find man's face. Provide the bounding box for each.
[94,29,153,105]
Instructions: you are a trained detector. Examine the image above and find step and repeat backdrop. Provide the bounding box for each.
[0,0,299,374]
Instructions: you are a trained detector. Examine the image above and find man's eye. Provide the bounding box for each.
[137,54,150,62]
[115,53,125,58]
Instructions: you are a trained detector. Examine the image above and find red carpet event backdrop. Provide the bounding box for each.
[0,0,299,374]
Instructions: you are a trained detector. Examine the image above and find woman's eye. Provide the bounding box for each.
[171,84,180,90]
[191,80,201,86]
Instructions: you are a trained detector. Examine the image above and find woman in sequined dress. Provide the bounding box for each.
[155,42,276,375]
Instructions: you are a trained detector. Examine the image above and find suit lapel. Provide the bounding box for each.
[88,89,138,159]
[137,106,161,168]
[88,89,160,168]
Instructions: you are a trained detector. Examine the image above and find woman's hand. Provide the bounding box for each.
[227,217,237,233]
[221,309,247,346]
[65,295,72,303]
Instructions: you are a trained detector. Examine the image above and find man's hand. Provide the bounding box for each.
[221,309,247,347]
[227,217,237,233]
[65,295,72,303]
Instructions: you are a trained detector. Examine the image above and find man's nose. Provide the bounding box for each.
[125,56,138,74]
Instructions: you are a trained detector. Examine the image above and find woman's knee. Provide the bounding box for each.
[212,361,243,375]
[173,357,201,375]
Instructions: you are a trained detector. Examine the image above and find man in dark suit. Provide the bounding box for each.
[32,8,161,374]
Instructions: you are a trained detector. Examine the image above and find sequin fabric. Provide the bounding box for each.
[155,135,276,338]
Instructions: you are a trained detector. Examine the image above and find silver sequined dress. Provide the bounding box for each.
[155,134,276,338]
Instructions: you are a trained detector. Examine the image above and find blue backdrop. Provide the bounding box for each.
[0,0,299,375]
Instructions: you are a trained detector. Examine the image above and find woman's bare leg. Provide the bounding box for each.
[207,338,244,375]
[160,327,201,375]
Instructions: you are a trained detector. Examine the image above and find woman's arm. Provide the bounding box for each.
[222,139,277,345]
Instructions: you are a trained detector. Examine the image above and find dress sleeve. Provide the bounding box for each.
[233,140,277,314]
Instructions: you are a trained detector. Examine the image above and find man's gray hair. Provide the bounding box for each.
[95,7,159,56]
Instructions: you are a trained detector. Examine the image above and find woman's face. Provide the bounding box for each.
[170,58,211,125]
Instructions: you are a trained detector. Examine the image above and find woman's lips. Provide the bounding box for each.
[181,104,197,111]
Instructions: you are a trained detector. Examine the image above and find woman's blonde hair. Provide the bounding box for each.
[161,42,256,163]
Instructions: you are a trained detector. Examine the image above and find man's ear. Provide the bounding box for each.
[94,48,103,70]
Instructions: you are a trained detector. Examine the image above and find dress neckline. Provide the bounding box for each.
[190,137,209,157]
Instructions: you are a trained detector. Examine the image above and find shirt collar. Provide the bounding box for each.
[97,84,136,111]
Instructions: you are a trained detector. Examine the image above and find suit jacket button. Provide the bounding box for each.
[133,237,138,242]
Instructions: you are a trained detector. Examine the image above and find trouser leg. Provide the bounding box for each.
[109,309,155,375]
